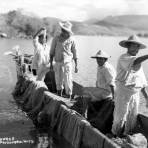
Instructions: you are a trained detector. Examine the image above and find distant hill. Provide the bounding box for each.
[0,10,148,38]
[0,10,61,38]
[100,15,148,31]
[71,21,131,36]
[94,15,148,36]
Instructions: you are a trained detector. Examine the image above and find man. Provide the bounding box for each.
[84,50,116,101]
[50,21,78,98]
[112,35,148,137]
[31,27,50,81]
[83,50,116,133]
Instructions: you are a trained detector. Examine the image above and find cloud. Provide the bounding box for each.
[125,0,148,15]
[81,0,128,20]
[1,0,148,21]
[83,0,148,20]
[0,0,89,20]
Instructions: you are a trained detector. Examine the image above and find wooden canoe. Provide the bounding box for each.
[11,53,148,148]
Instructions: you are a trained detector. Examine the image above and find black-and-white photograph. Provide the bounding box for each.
[0,0,148,147]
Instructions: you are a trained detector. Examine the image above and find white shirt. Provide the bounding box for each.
[50,36,78,63]
[32,36,49,70]
[96,62,116,92]
[116,53,147,89]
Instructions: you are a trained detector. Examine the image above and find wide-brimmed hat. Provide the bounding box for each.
[59,21,73,34]
[91,50,110,59]
[119,35,146,49]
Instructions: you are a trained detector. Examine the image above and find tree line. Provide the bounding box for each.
[1,10,60,38]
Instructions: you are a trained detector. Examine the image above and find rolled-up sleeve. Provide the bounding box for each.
[50,37,57,57]
[71,40,78,60]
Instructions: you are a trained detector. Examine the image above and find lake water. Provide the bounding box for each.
[0,35,148,147]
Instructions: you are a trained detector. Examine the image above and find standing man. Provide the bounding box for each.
[50,21,78,98]
[112,35,148,137]
[31,27,50,81]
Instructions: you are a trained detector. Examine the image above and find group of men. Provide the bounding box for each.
[89,35,148,137]
[31,20,148,137]
[31,21,78,99]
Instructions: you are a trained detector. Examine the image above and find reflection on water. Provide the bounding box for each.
[0,65,13,91]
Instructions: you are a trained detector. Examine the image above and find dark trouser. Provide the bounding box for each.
[88,99,114,134]
[28,65,32,72]
[32,69,37,76]
[71,96,114,134]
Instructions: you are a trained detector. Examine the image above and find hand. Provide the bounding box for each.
[75,66,78,73]
[44,63,50,69]
[40,27,46,35]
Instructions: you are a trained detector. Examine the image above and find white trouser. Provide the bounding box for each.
[54,62,73,95]
[36,64,49,81]
[112,82,140,136]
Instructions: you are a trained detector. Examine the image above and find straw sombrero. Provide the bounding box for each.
[91,50,110,59]
[59,21,73,34]
[119,35,146,49]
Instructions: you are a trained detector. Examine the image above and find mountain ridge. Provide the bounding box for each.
[0,10,148,38]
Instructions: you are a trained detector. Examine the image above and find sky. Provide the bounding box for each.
[1,0,148,21]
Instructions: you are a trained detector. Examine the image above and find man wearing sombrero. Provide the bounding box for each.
[85,50,116,101]
[31,27,50,81]
[112,35,148,137]
[50,21,78,99]
[83,50,116,132]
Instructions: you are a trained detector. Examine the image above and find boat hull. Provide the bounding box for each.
[12,53,148,148]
